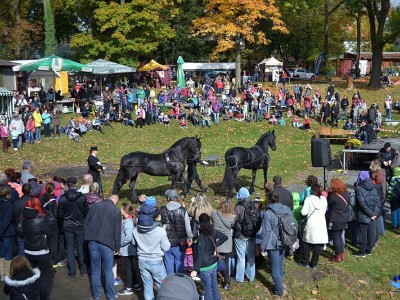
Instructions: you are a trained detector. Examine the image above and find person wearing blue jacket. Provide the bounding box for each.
[41,108,52,139]
[260,192,292,298]
[118,203,140,296]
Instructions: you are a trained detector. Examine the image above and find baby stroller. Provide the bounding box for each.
[156,273,204,300]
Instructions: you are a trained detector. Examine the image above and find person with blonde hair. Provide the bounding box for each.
[211,198,235,290]
[188,192,213,222]
[4,255,40,299]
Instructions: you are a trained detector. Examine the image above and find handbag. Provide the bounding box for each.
[210,236,225,273]
[299,206,317,233]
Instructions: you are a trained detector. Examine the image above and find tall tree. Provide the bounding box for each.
[363,0,391,88]
[70,0,175,66]
[192,0,287,89]
[44,0,57,56]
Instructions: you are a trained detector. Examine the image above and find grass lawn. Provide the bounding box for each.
[1,82,400,299]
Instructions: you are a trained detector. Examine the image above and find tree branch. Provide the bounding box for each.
[328,0,345,15]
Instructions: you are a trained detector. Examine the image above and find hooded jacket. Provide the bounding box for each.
[261,203,293,251]
[355,178,381,224]
[301,195,328,244]
[4,268,40,300]
[22,208,52,252]
[57,189,88,231]
[132,222,170,260]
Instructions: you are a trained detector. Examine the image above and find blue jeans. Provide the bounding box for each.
[213,112,220,124]
[199,265,220,300]
[202,120,211,127]
[267,248,284,296]
[164,246,184,275]
[139,259,167,300]
[376,215,385,236]
[386,108,392,120]
[391,208,400,227]
[26,131,34,143]
[0,237,14,260]
[35,126,41,141]
[16,236,25,256]
[12,139,18,149]
[64,230,87,276]
[234,237,255,282]
[89,241,115,300]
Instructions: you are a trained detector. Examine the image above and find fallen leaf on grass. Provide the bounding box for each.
[357,279,368,285]
[311,288,318,295]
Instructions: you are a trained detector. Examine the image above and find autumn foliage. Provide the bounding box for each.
[192,0,288,58]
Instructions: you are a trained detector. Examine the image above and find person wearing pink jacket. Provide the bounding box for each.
[0,120,9,152]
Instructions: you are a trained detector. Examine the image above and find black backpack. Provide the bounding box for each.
[269,208,298,247]
[240,201,261,237]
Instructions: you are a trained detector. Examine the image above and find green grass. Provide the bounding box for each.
[2,82,400,299]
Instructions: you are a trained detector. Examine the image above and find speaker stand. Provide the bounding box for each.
[323,166,327,190]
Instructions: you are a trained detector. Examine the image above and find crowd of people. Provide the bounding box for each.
[1,140,399,299]
[3,78,398,153]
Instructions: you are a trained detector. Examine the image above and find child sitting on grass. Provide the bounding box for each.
[278,116,286,126]
[68,128,79,142]
[292,115,300,127]
[270,114,277,125]
[180,117,187,129]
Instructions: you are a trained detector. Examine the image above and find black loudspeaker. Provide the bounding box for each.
[311,138,331,167]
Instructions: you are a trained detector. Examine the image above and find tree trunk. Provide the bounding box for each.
[354,11,361,76]
[365,0,391,88]
[323,0,329,79]
[235,35,241,91]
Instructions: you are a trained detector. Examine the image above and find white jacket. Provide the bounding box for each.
[301,195,328,244]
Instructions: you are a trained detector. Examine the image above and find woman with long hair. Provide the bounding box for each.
[211,198,235,290]
[39,183,59,267]
[4,255,40,300]
[299,184,328,269]
[188,192,213,222]
[191,213,227,300]
[118,203,141,296]
[327,178,350,262]
[369,159,386,240]
[23,197,52,300]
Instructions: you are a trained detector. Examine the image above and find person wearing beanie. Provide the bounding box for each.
[233,187,260,284]
[160,189,193,276]
[377,142,397,182]
[132,204,170,300]
[353,171,381,257]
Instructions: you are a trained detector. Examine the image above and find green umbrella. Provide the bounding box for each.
[176,56,185,87]
[19,55,92,72]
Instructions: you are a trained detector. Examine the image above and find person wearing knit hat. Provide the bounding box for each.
[132,204,170,300]
[353,170,381,258]
[236,187,250,200]
[377,141,397,182]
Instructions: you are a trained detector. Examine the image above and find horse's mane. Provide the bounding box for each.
[256,131,274,145]
[168,137,196,149]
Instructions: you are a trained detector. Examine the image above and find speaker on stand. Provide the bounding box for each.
[311,138,332,189]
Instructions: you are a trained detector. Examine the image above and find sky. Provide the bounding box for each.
[392,0,400,7]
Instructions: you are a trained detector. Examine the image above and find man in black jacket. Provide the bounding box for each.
[272,175,293,210]
[85,194,121,300]
[330,100,340,127]
[88,146,104,195]
[57,176,88,277]
[377,142,398,182]
[340,96,349,120]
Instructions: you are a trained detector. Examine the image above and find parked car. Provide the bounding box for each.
[288,68,316,80]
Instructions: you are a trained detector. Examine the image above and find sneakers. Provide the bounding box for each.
[118,288,133,296]
[223,284,232,290]
[13,148,18,151]
[52,261,66,268]
[114,278,123,286]
[352,252,366,258]
[365,250,372,256]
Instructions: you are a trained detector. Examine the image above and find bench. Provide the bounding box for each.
[203,155,222,166]
[318,127,352,140]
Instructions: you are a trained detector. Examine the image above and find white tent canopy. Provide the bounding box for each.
[182,62,235,71]
[258,57,283,67]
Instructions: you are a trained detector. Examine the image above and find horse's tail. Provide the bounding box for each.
[222,152,236,194]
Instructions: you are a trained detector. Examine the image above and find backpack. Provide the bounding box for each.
[269,208,298,247]
[240,201,261,237]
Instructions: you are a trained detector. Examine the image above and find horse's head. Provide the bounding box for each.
[269,130,277,151]
[191,136,202,160]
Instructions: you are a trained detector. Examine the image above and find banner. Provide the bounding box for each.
[314,51,325,75]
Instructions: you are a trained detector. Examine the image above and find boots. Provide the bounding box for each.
[329,255,341,263]
[3,259,11,280]
[0,258,4,281]
[340,253,345,262]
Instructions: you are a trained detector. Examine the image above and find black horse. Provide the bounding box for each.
[112,137,202,203]
[222,130,276,198]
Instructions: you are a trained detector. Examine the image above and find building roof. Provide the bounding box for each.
[360,52,400,59]
[0,87,14,97]
[0,59,18,67]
